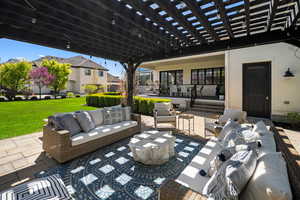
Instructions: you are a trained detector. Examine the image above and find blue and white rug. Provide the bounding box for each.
[37,134,204,200]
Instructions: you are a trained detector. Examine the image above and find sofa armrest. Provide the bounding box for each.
[43,125,71,151]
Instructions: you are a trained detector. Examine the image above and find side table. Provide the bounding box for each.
[178,114,195,134]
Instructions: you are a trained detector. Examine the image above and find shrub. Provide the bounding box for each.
[86,93,171,115]
[44,96,51,100]
[61,95,67,99]
[84,84,98,94]
[0,97,6,102]
[287,112,300,123]
[67,92,74,98]
[75,94,81,98]
[103,92,122,95]
[30,96,38,100]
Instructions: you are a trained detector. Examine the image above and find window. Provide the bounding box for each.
[98,71,104,77]
[159,70,183,86]
[85,69,91,76]
[191,67,224,85]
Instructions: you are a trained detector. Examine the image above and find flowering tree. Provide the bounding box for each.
[30,67,54,99]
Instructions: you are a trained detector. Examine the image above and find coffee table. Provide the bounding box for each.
[129,130,176,165]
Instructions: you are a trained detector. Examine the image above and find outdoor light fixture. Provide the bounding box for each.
[31,18,37,24]
[283,68,295,78]
[66,42,70,49]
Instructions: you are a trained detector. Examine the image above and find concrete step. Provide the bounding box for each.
[191,107,224,114]
[192,104,224,110]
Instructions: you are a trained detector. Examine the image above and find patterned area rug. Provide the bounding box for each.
[37,134,204,200]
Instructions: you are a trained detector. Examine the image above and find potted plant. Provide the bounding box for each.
[287,112,300,129]
[217,85,225,100]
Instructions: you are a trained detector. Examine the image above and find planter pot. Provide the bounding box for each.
[219,95,224,100]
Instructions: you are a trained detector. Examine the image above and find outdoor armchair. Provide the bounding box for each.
[153,102,177,129]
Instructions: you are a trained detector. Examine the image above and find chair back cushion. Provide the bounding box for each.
[240,152,292,200]
[218,119,241,141]
[75,111,95,133]
[88,108,104,126]
[154,102,172,116]
[122,106,131,121]
[104,108,124,125]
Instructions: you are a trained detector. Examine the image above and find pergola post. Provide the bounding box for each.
[121,61,141,107]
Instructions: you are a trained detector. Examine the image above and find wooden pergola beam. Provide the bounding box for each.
[122,0,192,46]
[267,0,280,31]
[213,0,234,38]
[244,0,251,35]
[182,0,219,41]
[153,0,207,44]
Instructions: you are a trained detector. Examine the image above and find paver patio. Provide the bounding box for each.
[0,112,299,193]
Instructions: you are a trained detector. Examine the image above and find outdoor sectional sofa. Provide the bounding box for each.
[160,119,300,200]
[43,106,141,163]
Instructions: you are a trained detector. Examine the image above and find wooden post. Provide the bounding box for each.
[121,61,141,107]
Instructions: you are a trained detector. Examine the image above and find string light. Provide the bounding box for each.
[66,42,70,49]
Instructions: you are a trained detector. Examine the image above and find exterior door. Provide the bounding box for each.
[243,62,271,118]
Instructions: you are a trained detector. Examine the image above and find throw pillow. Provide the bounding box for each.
[252,121,269,134]
[0,174,71,200]
[103,108,123,125]
[48,112,74,130]
[218,119,241,141]
[219,109,246,125]
[203,150,257,200]
[59,113,82,136]
[122,106,131,121]
[240,152,292,200]
[222,128,246,148]
[88,109,104,126]
[75,111,95,132]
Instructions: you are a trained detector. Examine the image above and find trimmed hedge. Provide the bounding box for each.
[86,93,171,115]
[102,92,122,95]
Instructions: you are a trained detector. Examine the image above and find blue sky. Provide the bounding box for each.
[0,39,125,76]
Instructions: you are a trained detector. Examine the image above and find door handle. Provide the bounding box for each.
[266,96,269,100]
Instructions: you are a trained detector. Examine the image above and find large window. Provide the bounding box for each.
[159,70,183,86]
[98,70,104,77]
[85,69,91,76]
[191,67,224,85]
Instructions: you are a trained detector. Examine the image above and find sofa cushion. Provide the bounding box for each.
[240,152,292,200]
[154,103,172,116]
[59,113,82,136]
[103,106,124,125]
[252,121,269,134]
[219,109,247,125]
[48,112,74,130]
[257,131,276,157]
[0,174,71,200]
[75,111,95,133]
[203,150,257,199]
[71,120,138,146]
[218,119,240,141]
[156,115,176,122]
[122,106,131,121]
[88,109,104,126]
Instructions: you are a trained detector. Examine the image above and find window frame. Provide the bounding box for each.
[98,70,104,77]
[85,69,91,76]
[190,67,225,85]
[159,70,183,86]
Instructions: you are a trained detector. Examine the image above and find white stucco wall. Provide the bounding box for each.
[226,42,300,116]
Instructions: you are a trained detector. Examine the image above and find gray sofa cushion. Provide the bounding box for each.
[75,111,95,133]
[88,109,104,126]
[103,106,124,125]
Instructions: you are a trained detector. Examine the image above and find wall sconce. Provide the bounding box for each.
[283,68,295,78]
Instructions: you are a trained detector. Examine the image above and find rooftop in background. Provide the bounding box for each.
[33,56,108,71]
[107,73,121,83]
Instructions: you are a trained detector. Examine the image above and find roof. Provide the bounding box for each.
[32,56,108,71]
[107,73,121,83]
[1,1,299,63]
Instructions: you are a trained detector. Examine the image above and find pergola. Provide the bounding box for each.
[1,0,300,105]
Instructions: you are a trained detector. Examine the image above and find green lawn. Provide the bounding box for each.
[0,97,97,140]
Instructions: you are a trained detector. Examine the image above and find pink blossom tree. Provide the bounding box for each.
[30,67,54,100]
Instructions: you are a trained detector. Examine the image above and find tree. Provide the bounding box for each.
[41,59,71,98]
[0,61,32,100]
[30,67,54,100]
[84,84,98,94]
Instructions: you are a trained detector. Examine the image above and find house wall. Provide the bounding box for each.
[226,42,300,118]
[152,58,225,84]
[77,68,107,93]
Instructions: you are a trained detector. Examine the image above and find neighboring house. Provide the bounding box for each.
[141,42,300,121]
[32,56,108,94]
[107,73,121,92]
[135,68,156,94]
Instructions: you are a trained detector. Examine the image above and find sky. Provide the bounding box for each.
[0,38,125,77]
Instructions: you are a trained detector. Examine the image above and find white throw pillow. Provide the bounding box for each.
[88,109,104,126]
[240,152,292,200]
[219,109,246,125]
[252,121,269,134]
[241,128,260,143]
[218,119,241,141]
[257,132,276,157]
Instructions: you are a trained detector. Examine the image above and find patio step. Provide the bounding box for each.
[191,101,224,114]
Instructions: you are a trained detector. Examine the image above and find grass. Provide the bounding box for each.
[0,97,97,140]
